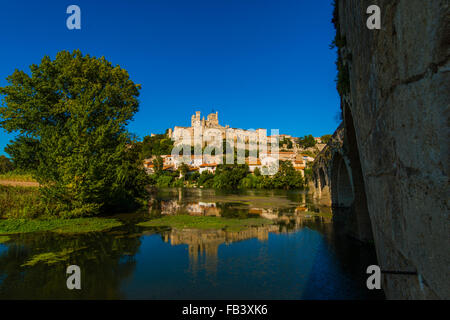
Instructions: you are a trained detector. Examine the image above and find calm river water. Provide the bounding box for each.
[0,188,384,299]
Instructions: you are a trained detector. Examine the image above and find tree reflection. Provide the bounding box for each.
[0,227,142,299]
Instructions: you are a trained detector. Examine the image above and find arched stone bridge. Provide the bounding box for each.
[311,120,373,243]
[310,123,344,207]
[310,0,448,299]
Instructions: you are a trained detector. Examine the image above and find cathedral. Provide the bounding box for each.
[168,111,264,148]
[190,111,223,129]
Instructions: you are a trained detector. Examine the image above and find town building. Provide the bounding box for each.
[144,111,313,177]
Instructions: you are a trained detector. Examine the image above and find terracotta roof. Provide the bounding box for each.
[246,160,261,165]
[261,151,295,155]
[199,163,218,167]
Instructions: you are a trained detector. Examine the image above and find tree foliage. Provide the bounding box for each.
[0,50,148,217]
[152,155,164,175]
[320,134,332,144]
[212,164,249,189]
[280,137,293,149]
[4,136,40,172]
[148,161,305,190]
[0,156,14,174]
[140,134,174,159]
[270,161,304,190]
[297,135,316,149]
[178,163,190,179]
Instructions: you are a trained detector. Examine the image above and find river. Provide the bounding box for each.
[0,188,384,299]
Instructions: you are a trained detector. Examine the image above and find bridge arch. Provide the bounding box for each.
[319,167,327,190]
[313,171,319,189]
[330,151,354,207]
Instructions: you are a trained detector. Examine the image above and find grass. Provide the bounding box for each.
[0,185,42,219]
[0,171,36,182]
[137,214,274,232]
[0,217,122,235]
[0,184,123,235]
[21,247,87,267]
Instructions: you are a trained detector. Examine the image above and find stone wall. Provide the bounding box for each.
[335,0,449,299]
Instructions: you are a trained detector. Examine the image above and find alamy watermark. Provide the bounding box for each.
[367,5,381,30]
[66,265,81,290]
[366,265,381,290]
[66,5,81,30]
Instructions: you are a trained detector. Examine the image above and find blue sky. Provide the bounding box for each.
[0,0,340,156]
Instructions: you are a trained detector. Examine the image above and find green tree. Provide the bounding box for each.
[0,155,14,174]
[0,50,147,217]
[321,134,332,144]
[239,174,259,189]
[213,164,249,189]
[189,171,200,182]
[153,155,164,175]
[4,136,40,172]
[140,134,174,159]
[280,137,293,149]
[297,135,316,149]
[271,161,304,190]
[156,174,173,188]
[178,163,189,179]
[198,171,214,187]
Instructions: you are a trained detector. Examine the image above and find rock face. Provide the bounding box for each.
[334,0,449,299]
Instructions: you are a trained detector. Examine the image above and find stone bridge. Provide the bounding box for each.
[311,0,449,299]
[311,121,373,243]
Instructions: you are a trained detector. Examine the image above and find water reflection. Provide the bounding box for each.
[0,230,142,299]
[148,188,332,262]
[0,188,384,299]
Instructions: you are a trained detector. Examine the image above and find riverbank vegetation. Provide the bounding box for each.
[0,184,123,234]
[0,217,122,235]
[0,171,36,182]
[148,160,305,190]
[0,185,42,219]
[0,50,149,218]
[138,215,273,232]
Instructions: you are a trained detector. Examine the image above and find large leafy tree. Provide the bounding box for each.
[4,136,40,172]
[271,161,304,190]
[140,134,174,159]
[213,164,249,189]
[297,134,316,149]
[0,50,148,217]
[0,155,14,174]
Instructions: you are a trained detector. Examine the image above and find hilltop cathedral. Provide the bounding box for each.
[167,111,267,148]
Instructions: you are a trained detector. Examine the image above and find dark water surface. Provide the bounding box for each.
[0,188,384,299]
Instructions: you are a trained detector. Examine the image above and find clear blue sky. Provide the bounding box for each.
[0,0,340,156]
